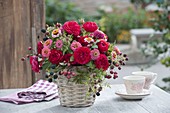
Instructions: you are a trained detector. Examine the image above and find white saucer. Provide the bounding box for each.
[115,89,151,100]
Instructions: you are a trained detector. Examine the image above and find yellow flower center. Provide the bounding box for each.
[93,52,98,56]
[86,37,93,42]
[44,50,49,54]
[53,29,59,35]
[74,44,78,48]
[45,41,50,46]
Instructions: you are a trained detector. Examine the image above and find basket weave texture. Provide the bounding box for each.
[57,73,95,107]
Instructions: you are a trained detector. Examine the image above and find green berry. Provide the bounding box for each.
[50,72,54,75]
[53,74,58,79]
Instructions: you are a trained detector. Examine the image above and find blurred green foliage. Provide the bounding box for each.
[46,0,83,25]
[142,0,170,92]
[45,0,150,43]
[98,8,149,42]
[45,0,98,25]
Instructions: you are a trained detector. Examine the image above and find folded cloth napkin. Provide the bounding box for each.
[0,80,58,104]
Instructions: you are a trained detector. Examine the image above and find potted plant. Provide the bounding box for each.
[22,19,128,107]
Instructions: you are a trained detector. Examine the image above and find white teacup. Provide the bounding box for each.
[123,76,145,94]
[132,71,157,89]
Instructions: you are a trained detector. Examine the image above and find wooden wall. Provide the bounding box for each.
[0,0,45,89]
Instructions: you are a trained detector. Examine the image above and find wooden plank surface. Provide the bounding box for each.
[0,0,45,89]
[0,0,32,89]
[0,84,170,113]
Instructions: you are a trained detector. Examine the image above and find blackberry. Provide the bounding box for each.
[51,65,56,69]
[48,78,52,82]
[98,87,102,91]
[96,92,100,96]
[123,54,127,57]
[41,29,46,33]
[43,37,48,41]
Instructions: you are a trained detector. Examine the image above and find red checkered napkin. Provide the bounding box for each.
[0,80,58,104]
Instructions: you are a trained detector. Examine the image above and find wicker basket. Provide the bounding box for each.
[57,68,96,107]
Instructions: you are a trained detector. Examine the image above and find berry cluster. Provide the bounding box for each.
[105,53,128,79]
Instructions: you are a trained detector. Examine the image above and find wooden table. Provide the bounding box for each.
[0,84,170,113]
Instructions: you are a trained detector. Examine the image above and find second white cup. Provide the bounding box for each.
[123,76,145,94]
[132,71,157,89]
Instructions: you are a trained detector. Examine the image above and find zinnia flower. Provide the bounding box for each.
[93,30,108,41]
[44,39,52,48]
[83,21,98,32]
[97,40,109,53]
[111,51,117,61]
[84,37,94,43]
[52,29,61,38]
[56,40,63,49]
[90,49,100,60]
[63,21,81,36]
[70,41,82,51]
[77,36,89,46]
[94,54,109,70]
[30,56,39,72]
[42,47,51,57]
[114,46,121,55]
[49,49,63,64]
[73,47,91,64]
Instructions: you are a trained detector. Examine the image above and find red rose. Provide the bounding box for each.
[94,54,109,70]
[49,49,63,64]
[97,40,109,53]
[63,21,81,36]
[77,36,88,46]
[30,56,39,72]
[73,47,91,64]
[62,53,72,63]
[37,41,43,54]
[83,21,98,32]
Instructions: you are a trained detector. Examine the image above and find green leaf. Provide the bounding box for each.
[86,61,93,68]
[91,45,98,49]
[70,56,74,62]
[42,63,51,70]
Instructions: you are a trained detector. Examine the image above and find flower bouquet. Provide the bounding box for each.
[22,19,128,107]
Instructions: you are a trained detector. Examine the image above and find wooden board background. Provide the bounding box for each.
[0,0,45,89]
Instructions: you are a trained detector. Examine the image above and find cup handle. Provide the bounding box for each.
[151,73,157,84]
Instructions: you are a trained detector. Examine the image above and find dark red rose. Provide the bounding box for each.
[83,21,98,32]
[63,21,81,36]
[73,47,91,64]
[77,36,88,46]
[49,49,63,64]
[97,39,109,53]
[94,54,109,70]
[37,41,43,54]
[62,53,72,62]
[30,56,39,72]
